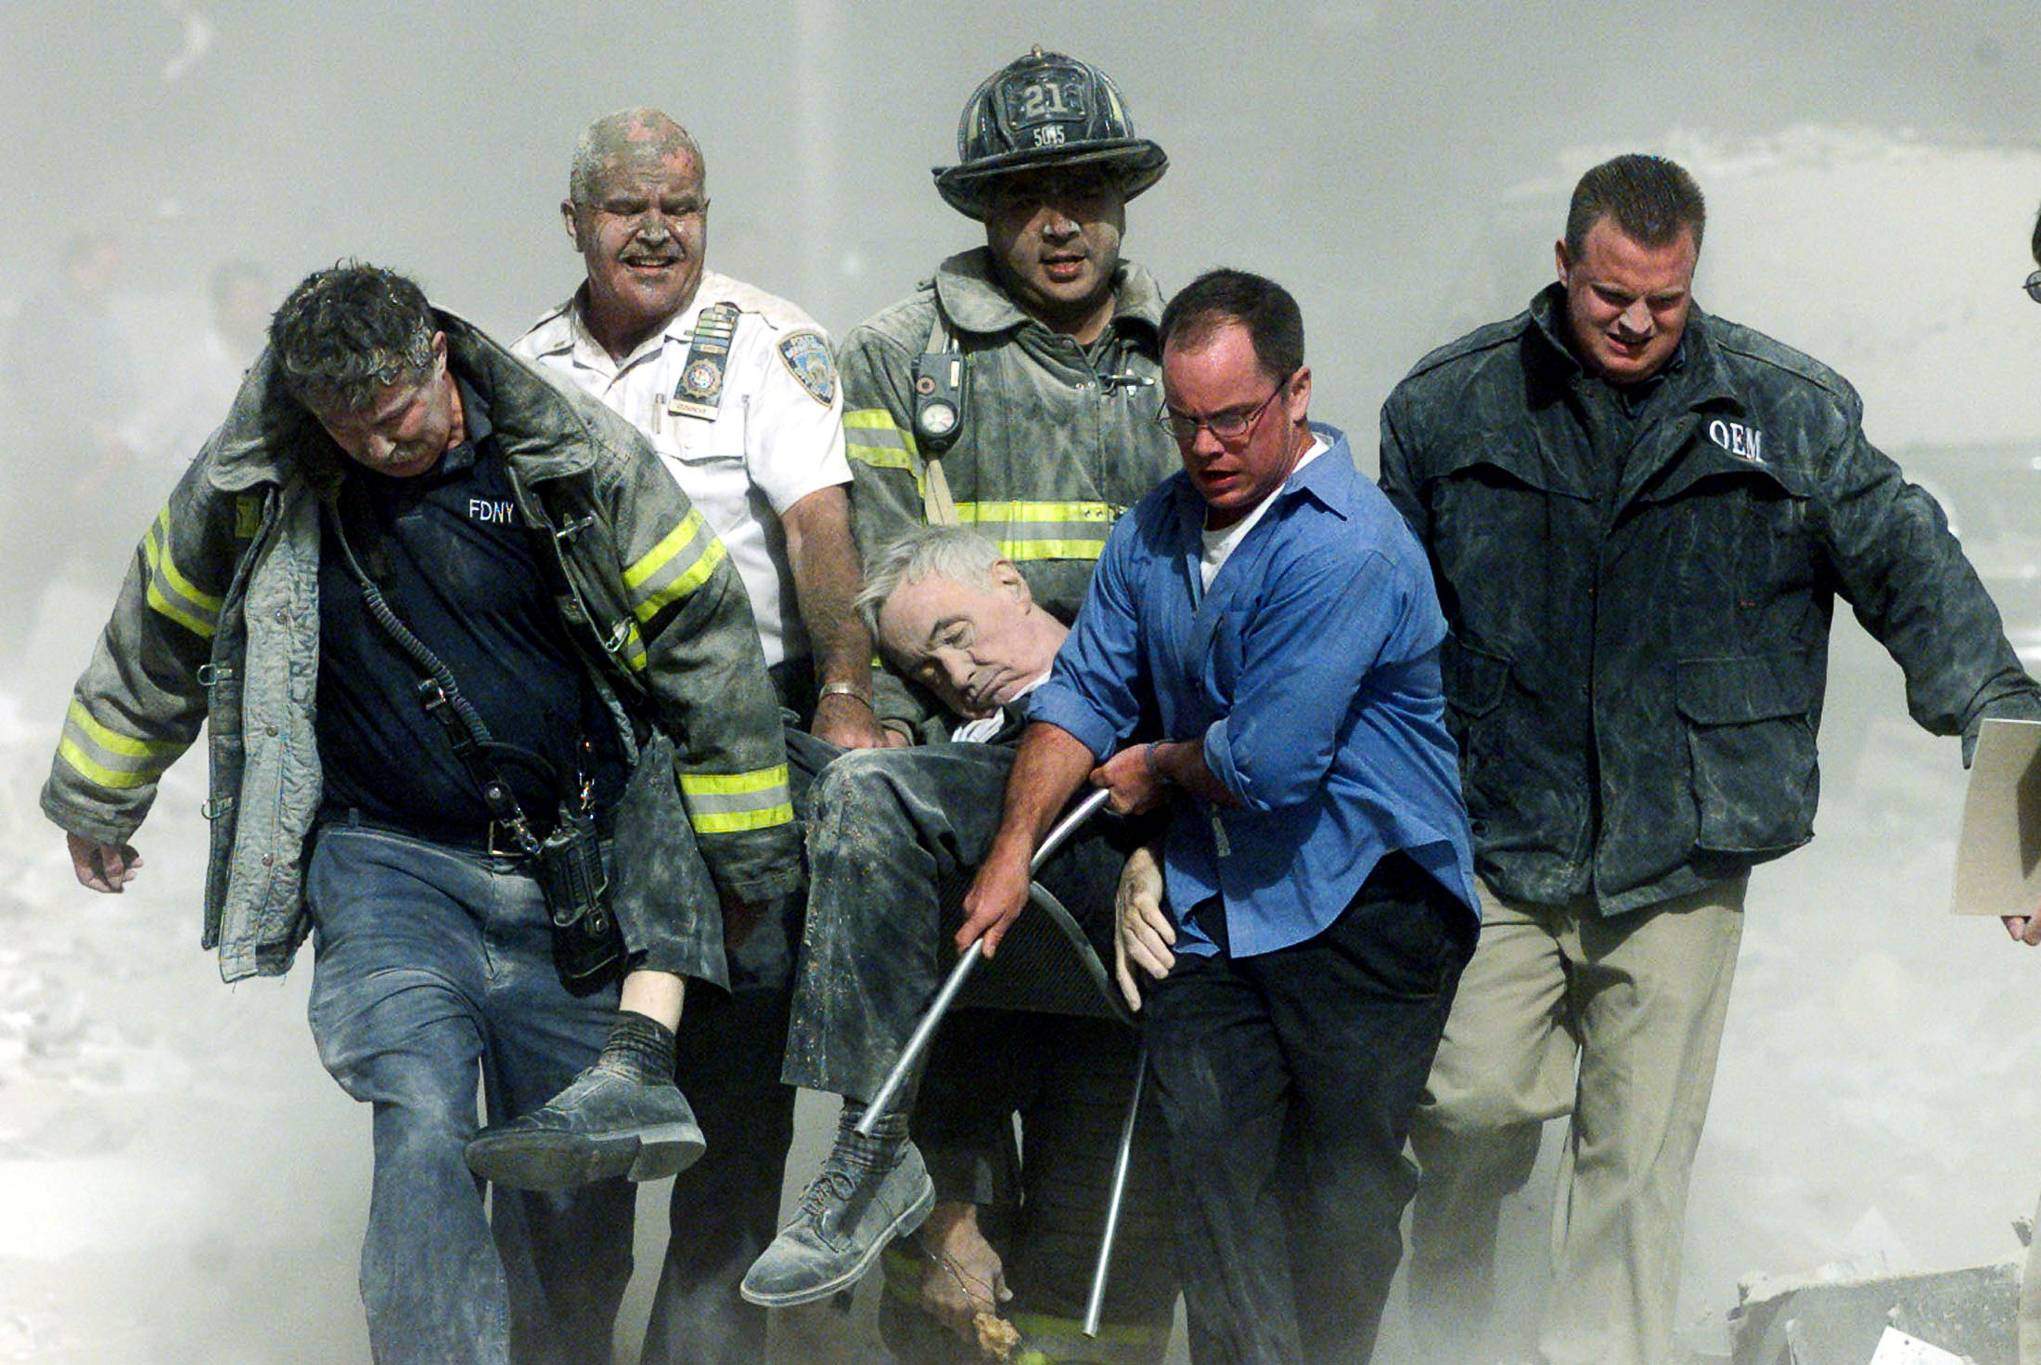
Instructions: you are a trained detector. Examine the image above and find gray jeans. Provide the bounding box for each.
[305,821,631,1365]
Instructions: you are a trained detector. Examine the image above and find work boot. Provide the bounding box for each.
[464,1013,704,1191]
[741,1123,935,1307]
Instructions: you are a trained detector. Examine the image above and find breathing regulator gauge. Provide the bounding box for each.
[912,351,965,451]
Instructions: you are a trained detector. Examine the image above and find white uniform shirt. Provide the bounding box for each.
[514,270,851,668]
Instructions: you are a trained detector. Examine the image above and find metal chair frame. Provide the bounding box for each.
[854,787,1149,1339]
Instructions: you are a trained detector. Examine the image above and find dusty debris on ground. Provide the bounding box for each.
[1728,1260,2017,1364]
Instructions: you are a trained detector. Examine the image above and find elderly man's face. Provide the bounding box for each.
[1162,320,1312,530]
[1557,215,1697,385]
[566,143,708,346]
[307,333,461,480]
[984,167,1125,334]
[876,561,1055,720]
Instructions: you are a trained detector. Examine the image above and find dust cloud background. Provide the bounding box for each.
[2,3,2039,1361]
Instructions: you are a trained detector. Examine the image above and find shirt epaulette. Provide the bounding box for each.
[694,272,826,339]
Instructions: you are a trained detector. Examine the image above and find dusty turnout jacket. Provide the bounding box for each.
[44,313,800,980]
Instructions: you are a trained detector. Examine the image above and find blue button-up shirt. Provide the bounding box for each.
[1029,423,1479,958]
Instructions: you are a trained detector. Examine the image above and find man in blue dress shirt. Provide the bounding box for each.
[960,268,1481,1362]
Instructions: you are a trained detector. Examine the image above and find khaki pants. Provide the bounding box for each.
[1406,875,1746,1365]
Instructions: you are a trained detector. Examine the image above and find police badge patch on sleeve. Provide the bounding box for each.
[776,330,837,407]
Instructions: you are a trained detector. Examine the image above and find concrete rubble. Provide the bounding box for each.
[1716,1261,2019,1364]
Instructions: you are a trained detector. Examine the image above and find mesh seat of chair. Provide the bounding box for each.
[935,878,1133,1027]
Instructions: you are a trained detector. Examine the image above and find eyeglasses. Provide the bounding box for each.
[2026,269,2041,304]
[1154,371,1294,445]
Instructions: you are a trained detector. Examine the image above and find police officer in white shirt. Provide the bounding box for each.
[516,107,883,749]
[513,107,881,1365]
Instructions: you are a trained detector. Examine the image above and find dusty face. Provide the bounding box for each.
[983,167,1125,338]
[565,142,708,352]
[307,333,462,480]
[1161,321,1312,530]
[1556,216,1698,385]
[876,562,1058,720]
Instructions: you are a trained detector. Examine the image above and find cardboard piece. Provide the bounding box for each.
[1867,1325,1967,1363]
[1951,717,2041,916]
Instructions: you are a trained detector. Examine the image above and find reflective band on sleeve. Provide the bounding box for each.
[57,700,186,790]
[678,763,794,834]
[623,510,729,623]
[954,500,1117,562]
[142,510,222,639]
[843,408,922,483]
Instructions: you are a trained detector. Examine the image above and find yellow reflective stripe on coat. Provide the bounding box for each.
[844,408,923,488]
[57,700,186,790]
[623,510,729,623]
[142,509,223,638]
[954,499,1117,562]
[678,763,794,834]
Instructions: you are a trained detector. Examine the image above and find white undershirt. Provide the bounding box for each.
[950,674,1050,743]
[1199,437,1330,590]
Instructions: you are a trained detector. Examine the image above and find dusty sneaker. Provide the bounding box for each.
[741,1134,935,1307]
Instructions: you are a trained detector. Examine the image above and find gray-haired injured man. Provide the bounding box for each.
[45,262,799,1363]
[740,525,1180,1361]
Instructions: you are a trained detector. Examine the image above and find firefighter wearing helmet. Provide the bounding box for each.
[743,48,1183,1361]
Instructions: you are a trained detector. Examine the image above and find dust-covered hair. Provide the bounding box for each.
[569,108,705,206]
[1565,153,1707,259]
[856,525,1007,636]
[268,261,437,412]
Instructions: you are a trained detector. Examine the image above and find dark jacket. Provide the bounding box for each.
[1379,284,2041,915]
[44,312,800,979]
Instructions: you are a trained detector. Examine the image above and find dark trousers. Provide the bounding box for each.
[1144,854,1472,1364]
[305,823,632,1365]
[878,1011,1180,1363]
[639,895,800,1364]
[639,721,832,1365]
